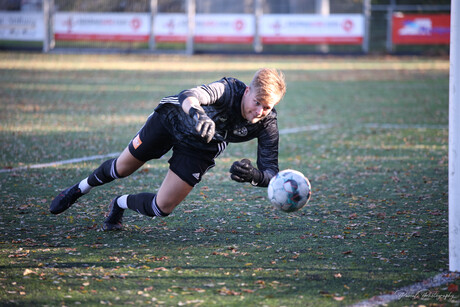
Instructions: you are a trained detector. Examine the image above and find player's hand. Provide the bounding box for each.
[189,106,215,143]
[230,159,262,185]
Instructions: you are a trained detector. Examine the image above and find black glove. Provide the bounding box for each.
[230,159,263,185]
[189,106,215,143]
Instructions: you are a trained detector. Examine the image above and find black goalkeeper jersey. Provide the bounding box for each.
[154,77,279,187]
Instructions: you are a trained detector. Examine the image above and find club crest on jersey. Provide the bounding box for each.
[233,126,248,137]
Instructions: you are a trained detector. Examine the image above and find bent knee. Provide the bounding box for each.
[116,166,136,177]
[156,198,180,214]
[116,149,145,177]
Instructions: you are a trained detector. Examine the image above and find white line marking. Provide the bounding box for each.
[0,152,120,173]
[0,123,448,173]
[348,272,459,307]
[279,124,336,135]
[363,123,448,130]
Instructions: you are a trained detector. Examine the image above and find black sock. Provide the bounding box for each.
[87,158,121,187]
[127,193,169,217]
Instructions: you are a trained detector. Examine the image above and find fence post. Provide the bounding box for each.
[42,0,50,52]
[253,0,263,53]
[362,0,371,53]
[386,0,395,53]
[186,0,195,55]
[316,0,330,53]
[149,0,158,51]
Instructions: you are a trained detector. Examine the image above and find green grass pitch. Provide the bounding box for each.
[0,52,458,306]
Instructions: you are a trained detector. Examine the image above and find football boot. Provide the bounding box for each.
[50,184,83,214]
[102,197,124,231]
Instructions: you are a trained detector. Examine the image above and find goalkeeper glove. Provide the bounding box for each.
[188,106,216,143]
[230,159,263,186]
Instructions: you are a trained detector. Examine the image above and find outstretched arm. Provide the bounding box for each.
[229,116,279,187]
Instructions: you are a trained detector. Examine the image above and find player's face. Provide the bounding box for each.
[241,86,276,124]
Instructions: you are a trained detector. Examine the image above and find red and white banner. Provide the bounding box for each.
[260,14,364,45]
[153,13,187,43]
[0,12,44,41]
[54,12,150,42]
[155,14,254,44]
[52,12,365,46]
[195,14,254,44]
[392,14,450,45]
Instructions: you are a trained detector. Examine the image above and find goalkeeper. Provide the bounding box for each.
[50,68,286,231]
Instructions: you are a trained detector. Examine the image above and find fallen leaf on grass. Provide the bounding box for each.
[9,249,29,258]
[218,287,241,296]
[348,213,358,219]
[23,269,37,276]
[188,287,205,293]
[146,256,169,262]
[178,300,204,306]
[212,251,229,257]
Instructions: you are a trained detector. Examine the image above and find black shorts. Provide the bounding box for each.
[128,112,219,187]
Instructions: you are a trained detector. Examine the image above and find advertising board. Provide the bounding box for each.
[0,12,44,41]
[392,13,450,45]
[54,13,150,42]
[260,14,364,45]
[154,14,254,44]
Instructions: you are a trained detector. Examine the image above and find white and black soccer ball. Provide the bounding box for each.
[267,169,312,213]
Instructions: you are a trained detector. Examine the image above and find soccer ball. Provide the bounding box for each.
[267,169,312,213]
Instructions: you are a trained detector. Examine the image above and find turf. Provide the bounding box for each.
[0,53,458,306]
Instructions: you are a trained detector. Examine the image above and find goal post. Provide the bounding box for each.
[449,0,460,273]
